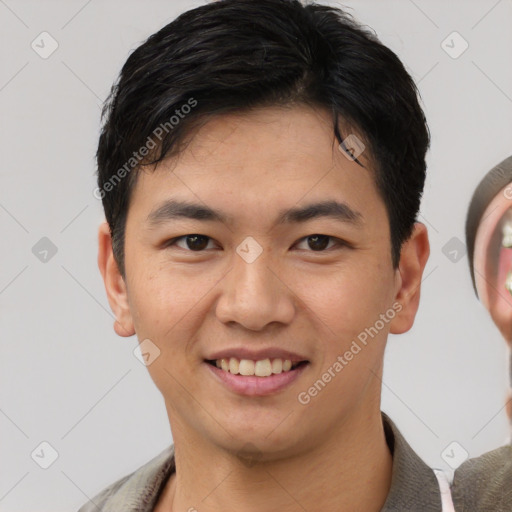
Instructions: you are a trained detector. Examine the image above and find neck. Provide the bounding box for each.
[159,408,393,512]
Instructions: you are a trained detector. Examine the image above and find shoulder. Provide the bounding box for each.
[77,445,175,512]
[380,413,444,511]
[451,444,512,512]
[77,472,133,512]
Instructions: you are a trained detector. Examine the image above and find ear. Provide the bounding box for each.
[389,222,430,334]
[97,221,135,337]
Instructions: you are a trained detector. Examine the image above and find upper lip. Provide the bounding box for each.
[205,348,309,363]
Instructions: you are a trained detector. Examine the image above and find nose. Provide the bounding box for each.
[215,250,296,331]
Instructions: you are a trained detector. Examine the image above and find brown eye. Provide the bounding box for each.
[185,235,210,250]
[307,235,331,251]
[294,235,349,252]
[166,234,213,251]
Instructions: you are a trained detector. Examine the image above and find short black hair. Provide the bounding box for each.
[96,0,430,278]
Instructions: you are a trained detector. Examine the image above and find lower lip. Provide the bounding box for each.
[204,361,309,396]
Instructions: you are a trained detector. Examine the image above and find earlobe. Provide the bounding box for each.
[97,221,136,337]
[389,222,430,335]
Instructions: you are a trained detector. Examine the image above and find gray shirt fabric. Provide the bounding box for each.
[77,412,444,511]
[451,444,512,512]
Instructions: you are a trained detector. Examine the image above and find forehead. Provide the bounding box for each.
[173,105,360,170]
[129,105,384,227]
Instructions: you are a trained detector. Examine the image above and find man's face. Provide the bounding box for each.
[118,105,405,458]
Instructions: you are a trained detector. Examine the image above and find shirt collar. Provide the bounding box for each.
[95,412,442,511]
[380,411,442,511]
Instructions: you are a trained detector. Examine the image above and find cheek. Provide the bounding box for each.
[129,261,227,350]
[128,266,188,337]
[131,269,209,397]
[296,262,394,348]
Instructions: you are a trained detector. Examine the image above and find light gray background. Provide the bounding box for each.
[1,1,512,510]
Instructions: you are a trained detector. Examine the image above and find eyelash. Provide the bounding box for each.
[163,234,350,252]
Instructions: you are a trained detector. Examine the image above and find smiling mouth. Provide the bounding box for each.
[205,357,309,377]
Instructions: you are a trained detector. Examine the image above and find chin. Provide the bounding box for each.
[217,423,300,455]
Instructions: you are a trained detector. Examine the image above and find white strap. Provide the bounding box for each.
[433,469,455,512]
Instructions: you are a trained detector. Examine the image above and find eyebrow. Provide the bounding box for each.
[146,199,362,228]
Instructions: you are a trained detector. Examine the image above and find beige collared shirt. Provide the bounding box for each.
[78,412,448,511]
[451,444,512,512]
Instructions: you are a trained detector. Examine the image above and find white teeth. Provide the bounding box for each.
[271,359,282,374]
[229,358,240,375]
[239,359,255,376]
[255,359,272,377]
[213,357,301,376]
[503,222,512,247]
